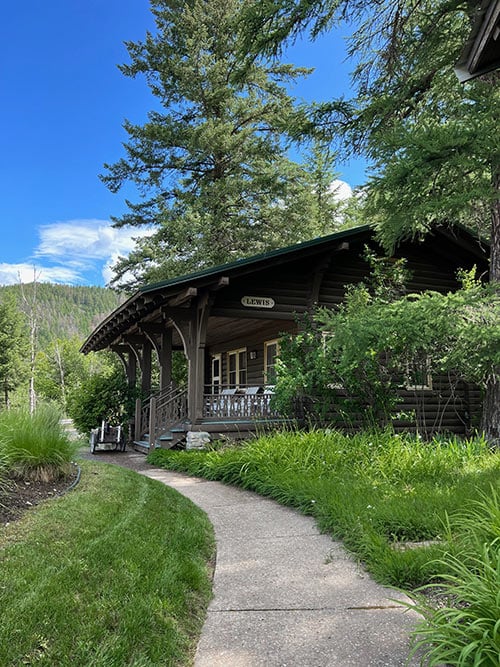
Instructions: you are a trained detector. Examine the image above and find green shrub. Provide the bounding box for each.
[67,366,139,434]
[0,405,78,481]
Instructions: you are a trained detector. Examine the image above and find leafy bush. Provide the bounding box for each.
[274,265,500,432]
[0,405,78,481]
[67,365,139,434]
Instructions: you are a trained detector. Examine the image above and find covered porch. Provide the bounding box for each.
[81,242,312,448]
[113,307,296,450]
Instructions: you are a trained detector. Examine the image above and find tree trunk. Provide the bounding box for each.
[482,375,500,445]
[481,168,500,444]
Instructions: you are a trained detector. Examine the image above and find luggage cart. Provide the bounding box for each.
[89,420,126,454]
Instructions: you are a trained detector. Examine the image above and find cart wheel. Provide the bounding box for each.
[90,430,97,454]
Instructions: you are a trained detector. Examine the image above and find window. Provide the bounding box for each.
[264,339,280,384]
[211,354,222,394]
[405,358,433,391]
[227,348,247,388]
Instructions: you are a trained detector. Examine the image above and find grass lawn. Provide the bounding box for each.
[0,460,214,667]
[149,429,500,589]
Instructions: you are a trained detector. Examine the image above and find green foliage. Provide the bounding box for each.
[274,251,416,426]
[409,491,500,665]
[102,0,339,289]
[0,405,78,481]
[0,283,123,349]
[149,429,500,588]
[0,461,214,666]
[240,1,498,253]
[0,283,123,412]
[273,263,500,430]
[0,294,28,406]
[35,337,108,413]
[67,364,139,434]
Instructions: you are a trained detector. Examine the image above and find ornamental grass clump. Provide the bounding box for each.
[409,490,500,666]
[0,449,11,500]
[149,428,500,589]
[0,405,78,482]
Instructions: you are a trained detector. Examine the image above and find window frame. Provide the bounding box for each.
[264,339,280,385]
[405,358,433,391]
[211,353,222,394]
[227,347,247,388]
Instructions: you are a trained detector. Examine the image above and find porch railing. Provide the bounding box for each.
[202,384,279,420]
[135,383,188,446]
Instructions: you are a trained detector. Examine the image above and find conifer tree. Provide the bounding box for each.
[0,296,27,409]
[102,0,331,289]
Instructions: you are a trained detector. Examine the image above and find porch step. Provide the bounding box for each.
[158,430,186,449]
[137,430,187,450]
[133,440,150,454]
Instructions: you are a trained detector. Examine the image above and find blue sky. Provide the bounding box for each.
[1,1,367,287]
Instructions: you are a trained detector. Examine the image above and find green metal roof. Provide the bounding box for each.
[139,224,374,295]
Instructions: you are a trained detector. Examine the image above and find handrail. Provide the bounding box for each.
[136,384,188,447]
[137,382,179,440]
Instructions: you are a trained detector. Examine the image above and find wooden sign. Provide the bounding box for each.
[241,296,275,309]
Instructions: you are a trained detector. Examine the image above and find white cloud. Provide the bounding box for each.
[26,218,155,286]
[0,262,83,286]
[328,179,353,201]
[36,219,145,262]
[0,219,154,287]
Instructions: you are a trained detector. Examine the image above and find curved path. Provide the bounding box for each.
[88,450,422,666]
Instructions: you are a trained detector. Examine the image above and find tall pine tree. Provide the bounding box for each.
[102,0,335,290]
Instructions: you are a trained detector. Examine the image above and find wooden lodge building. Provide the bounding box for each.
[81,224,489,450]
[455,0,500,82]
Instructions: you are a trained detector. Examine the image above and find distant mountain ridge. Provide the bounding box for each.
[0,283,124,348]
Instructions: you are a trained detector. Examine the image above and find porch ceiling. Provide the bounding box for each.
[96,312,293,354]
[204,316,294,348]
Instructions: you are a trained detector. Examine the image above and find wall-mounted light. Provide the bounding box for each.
[249,350,257,360]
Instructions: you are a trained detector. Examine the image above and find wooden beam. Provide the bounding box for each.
[211,308,296,320]
[211,276,229,290]
[161,306,196,320]
[121,334,146,345]
[168,286,198,307]
[140,323,166,334]
[307,255,331,311]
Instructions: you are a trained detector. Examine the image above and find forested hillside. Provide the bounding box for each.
[0,283,124,348]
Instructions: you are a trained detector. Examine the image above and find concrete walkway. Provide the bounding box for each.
[87,450,422,666]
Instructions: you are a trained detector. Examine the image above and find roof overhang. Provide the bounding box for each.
[81,223,489,355]
[455,0,500,82]
[80,226,373,354]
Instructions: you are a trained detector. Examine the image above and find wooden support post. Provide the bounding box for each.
[141,339,152,396]
[127,350,137,388]
[149,396,157,450]
[159,329,173,390]
[111,344,138,389]
[170,290,215,425]
[134,397,142,442]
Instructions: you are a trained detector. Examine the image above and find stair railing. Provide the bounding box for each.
[135,383,188,448]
